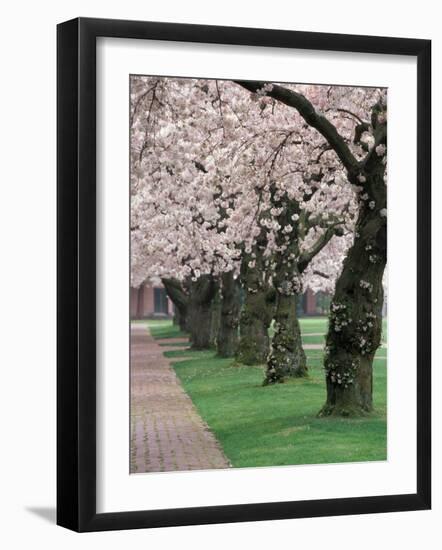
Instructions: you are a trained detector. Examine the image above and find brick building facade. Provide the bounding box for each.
[131,283,328,320]
[130,284,174,319]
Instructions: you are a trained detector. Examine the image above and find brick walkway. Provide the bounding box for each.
[130,324,230,473]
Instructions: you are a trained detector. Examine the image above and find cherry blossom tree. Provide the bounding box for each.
[130,77,241,350]
[130,75,387,410]
[235,80,387,413]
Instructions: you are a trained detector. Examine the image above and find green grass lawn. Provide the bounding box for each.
[169,348,387,468]
[300,317,329,335]
[147,321,188,340]
[302,334,326,345]
[142,317,387,467]
[146,316,387,345]
[143,317,387,468]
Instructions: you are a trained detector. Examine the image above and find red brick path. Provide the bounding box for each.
[130,325,230,473]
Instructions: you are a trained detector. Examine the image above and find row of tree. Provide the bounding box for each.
[130,76,387,417]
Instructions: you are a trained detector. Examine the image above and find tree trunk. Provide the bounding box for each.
[210,285,221,348]
[217,272,241,358]
[173,308,180,326]
[162,278,189,332]
[264,292,307,384]
[190,300,213,349]
[188,275,217,350]
[236,261,275,365]
[173,308,188,332]
[320,156,387,416]
[262,182,308,384]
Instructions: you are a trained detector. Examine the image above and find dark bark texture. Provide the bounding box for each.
[173,309,180,326]
[263,182,309,384]
[188,275,217,350]
[217,271,241,358]
[236,256,275,365]
[210,285,221,348]
[320,145,387,416]
[162,278,189,332]
[265,292,307,384]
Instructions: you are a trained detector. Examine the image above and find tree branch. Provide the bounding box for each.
[234,80,360,175]
[313,270,330,279]
[161,278,189,311]
[298,225,344,273]
[327,108,365,125]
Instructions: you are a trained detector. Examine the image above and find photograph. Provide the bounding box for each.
[0,0,434,542]
[129,75,388,474]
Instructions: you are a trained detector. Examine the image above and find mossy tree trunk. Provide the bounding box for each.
[234,80,388,408]
[262,184,307,385]
[188,275,217,350]
[217,271,241,358]
[236,256,275,365]
[320,152,387,416]
[263,173,345,385]
[265,290,307,384]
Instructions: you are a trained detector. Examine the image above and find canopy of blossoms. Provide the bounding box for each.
[130,76,386,293]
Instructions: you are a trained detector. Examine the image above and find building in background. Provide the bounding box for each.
[130,284,174,319]
[301,289,331,316]
[131,283,332,320]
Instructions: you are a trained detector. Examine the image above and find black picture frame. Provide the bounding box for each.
[57,17,431,532]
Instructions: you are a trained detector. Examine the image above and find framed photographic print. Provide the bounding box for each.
[57,17,431,532]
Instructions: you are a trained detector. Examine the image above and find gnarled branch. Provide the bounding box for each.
[298,224,344,273]
[161,278,189,311]
[234,80,360,175]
